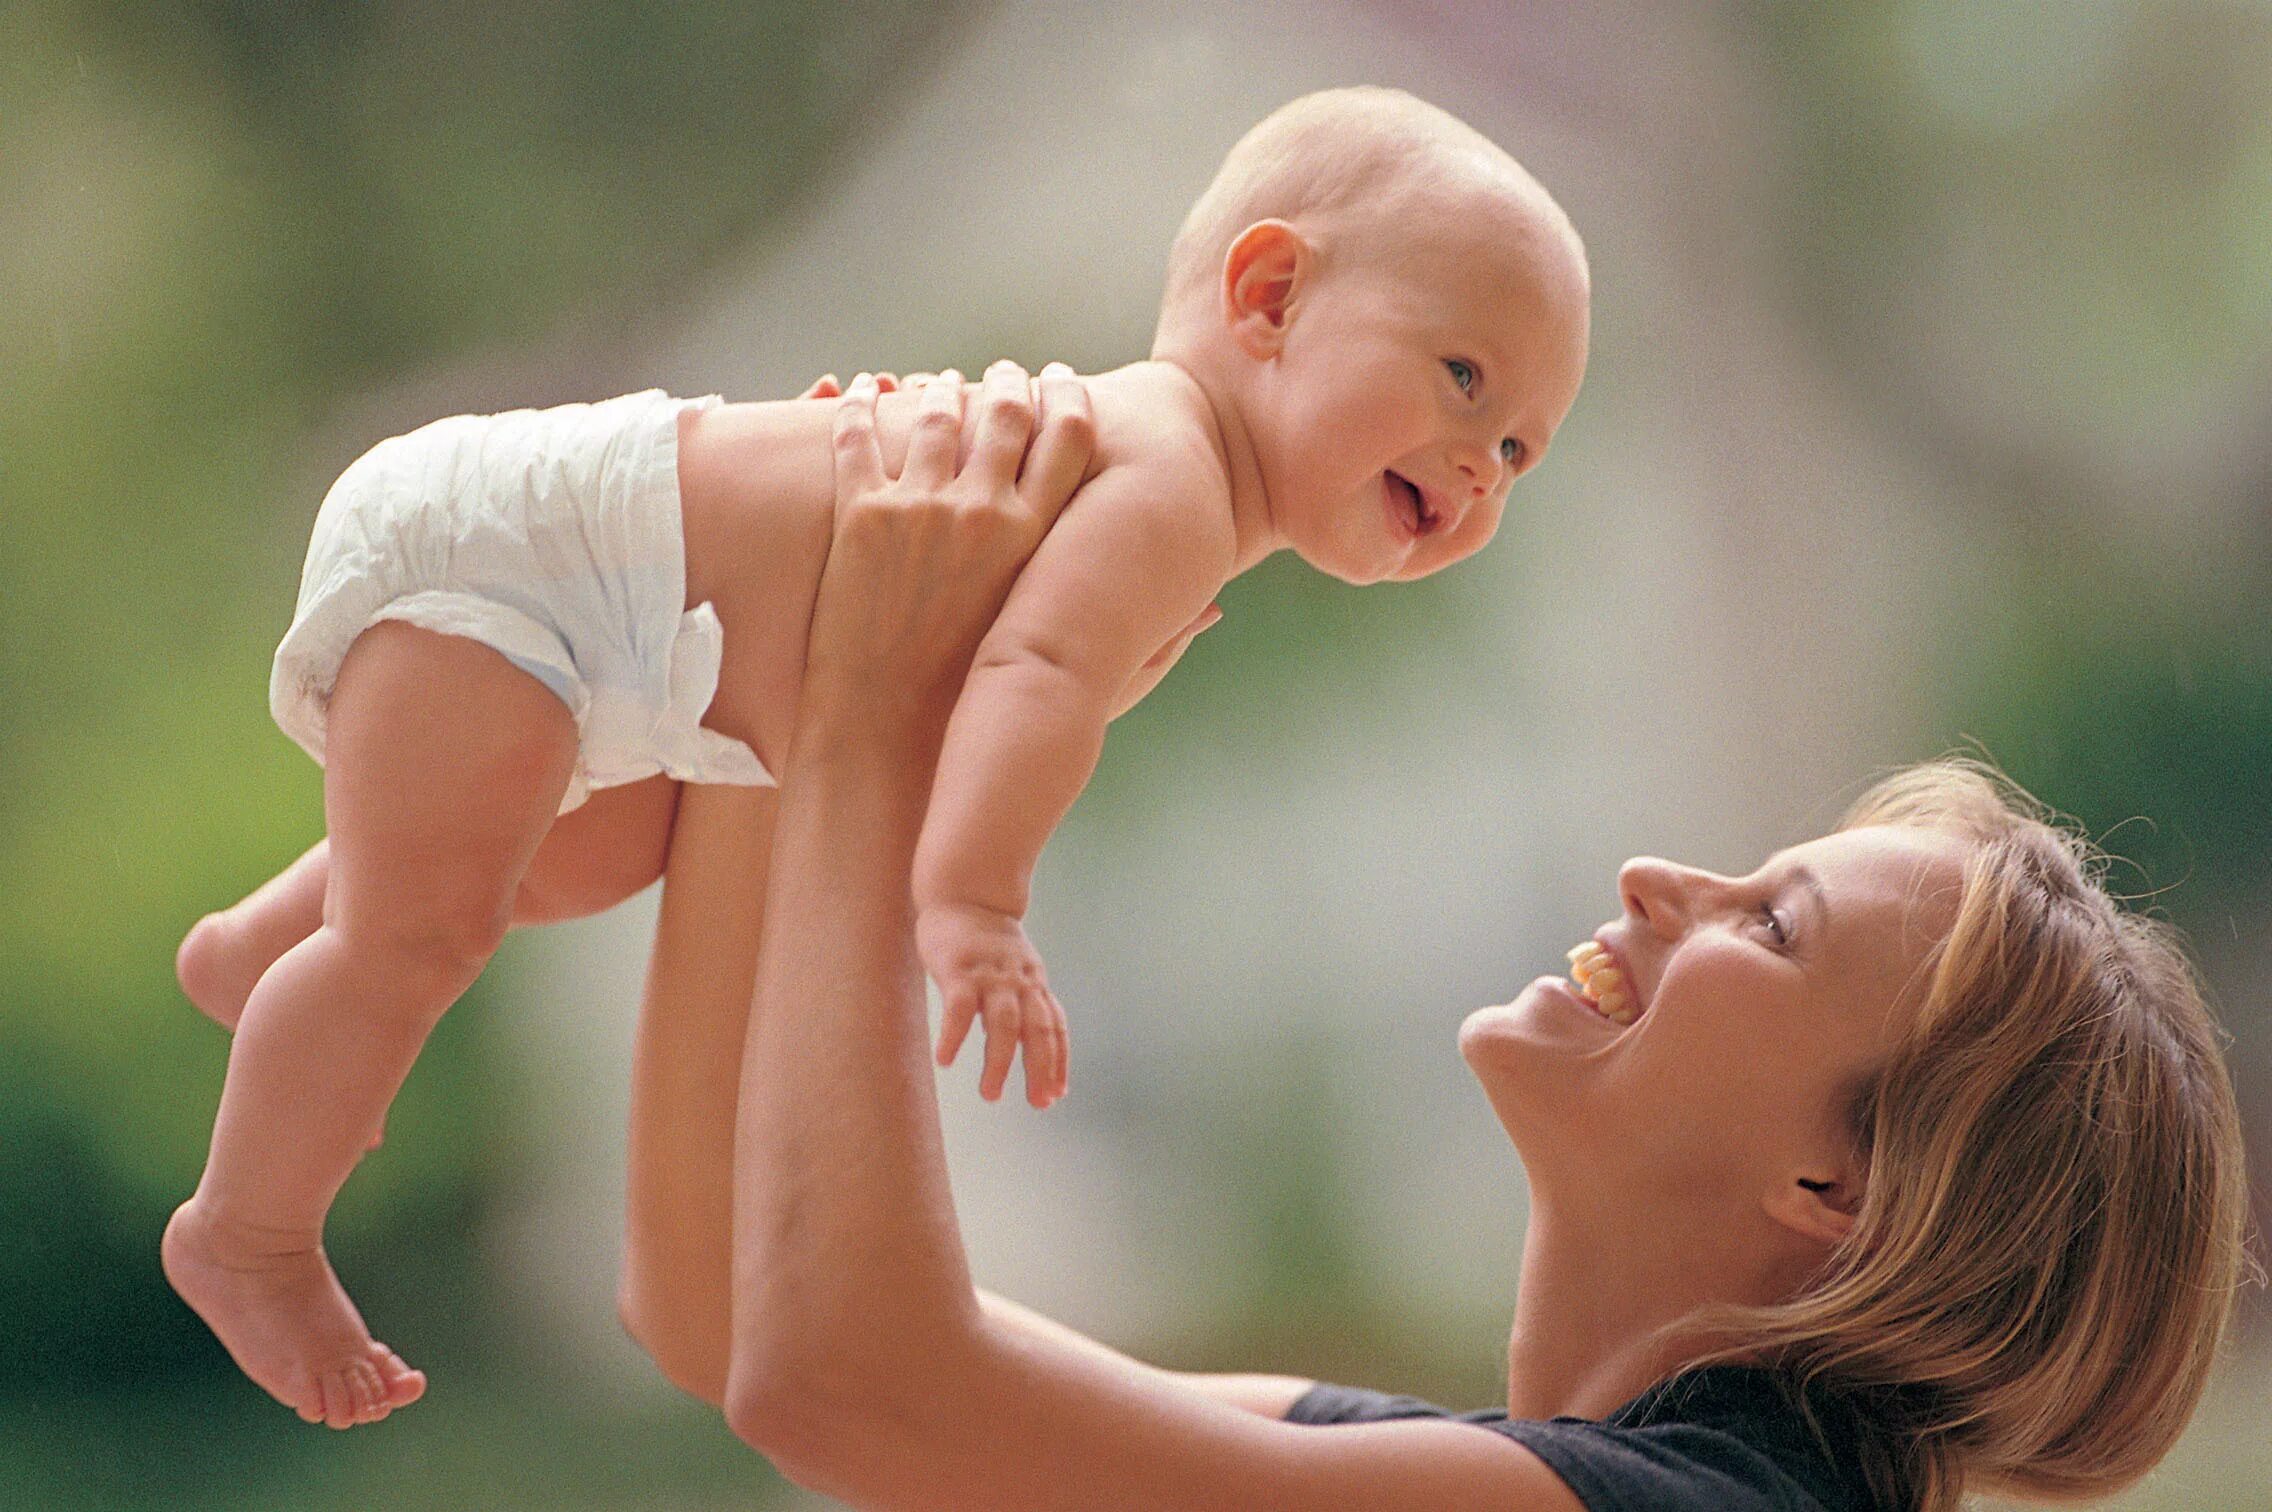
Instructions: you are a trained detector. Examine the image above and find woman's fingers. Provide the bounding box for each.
[1107,601,1222,720]
[1150,602,1221,669]
[901,367,966,489]
[966,360,1036,496]
[830,373,888,498]
[1018,361,1095,520]
[799,374,842,400]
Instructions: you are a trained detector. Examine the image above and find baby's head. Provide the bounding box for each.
[1155,88,1590,585]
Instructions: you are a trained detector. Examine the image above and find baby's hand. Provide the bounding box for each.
[917,902,1067,1108]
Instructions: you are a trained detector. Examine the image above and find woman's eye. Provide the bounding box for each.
[1445,359,1477,393]
[1500,437,1523,466]
[1760,904,1790,947]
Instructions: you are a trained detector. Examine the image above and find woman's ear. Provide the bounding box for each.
[1221,220,1308,358]
[1763,1173,1862,1248]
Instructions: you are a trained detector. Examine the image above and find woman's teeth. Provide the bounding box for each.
[1565,941,1636,1025]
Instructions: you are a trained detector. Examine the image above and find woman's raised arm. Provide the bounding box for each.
[650,361,1578,1510]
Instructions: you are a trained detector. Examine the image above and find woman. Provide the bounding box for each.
[616,365,2258,1510]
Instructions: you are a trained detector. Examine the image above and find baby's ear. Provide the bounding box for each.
[1221,220,1308,357]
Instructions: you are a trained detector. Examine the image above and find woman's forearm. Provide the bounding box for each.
[618,783,775,1404]
[724,699,986,1443]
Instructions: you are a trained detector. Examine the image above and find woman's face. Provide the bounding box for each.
[1461,824,1969,1234]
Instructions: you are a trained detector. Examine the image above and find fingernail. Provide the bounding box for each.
[988,357,1021,372]
[1041,361,1073,376]
[940,368,964,383]
[849,371,876,389]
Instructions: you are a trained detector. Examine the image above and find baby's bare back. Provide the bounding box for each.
[676,367,1223,780]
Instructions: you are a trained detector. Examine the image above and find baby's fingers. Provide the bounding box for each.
[1050,992,1070,1103]
[1021,987,1066,1109]
[936,984,981,1068]
[978,987,1022,1103]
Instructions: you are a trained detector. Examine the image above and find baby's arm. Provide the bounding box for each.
[912,449,1233,1106]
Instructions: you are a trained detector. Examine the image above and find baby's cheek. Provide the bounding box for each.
[1464,492,1508,546]
[1393,508,1501,582]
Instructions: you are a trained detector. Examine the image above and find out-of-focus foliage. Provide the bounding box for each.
[1762,0,2272,487]
[3,1,2267,1507]
[1758,0,2272,955]
[0,0,964,1501]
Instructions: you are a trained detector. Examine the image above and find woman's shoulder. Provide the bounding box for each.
[1287,1366,1893,1512]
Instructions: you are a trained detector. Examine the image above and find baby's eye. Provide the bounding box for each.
[1445,359,1477,394]
[1500,437,1524,467]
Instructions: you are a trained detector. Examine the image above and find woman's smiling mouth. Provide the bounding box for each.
[1567,939,1640,1026]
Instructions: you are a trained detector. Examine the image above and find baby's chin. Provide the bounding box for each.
[1287,518,1406,586]
[1303,550,1398,587]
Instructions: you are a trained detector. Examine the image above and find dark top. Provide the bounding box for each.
[1287,1364,1898,1512]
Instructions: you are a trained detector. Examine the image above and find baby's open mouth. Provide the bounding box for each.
[1385,472,1439,537]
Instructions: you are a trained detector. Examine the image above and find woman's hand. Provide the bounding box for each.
[803,361,1095,747]
[814,361,1090,1108]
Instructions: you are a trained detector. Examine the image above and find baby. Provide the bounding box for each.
[165,86,1590,1427]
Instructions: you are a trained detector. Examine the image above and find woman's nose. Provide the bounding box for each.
[1618,856,1697,939]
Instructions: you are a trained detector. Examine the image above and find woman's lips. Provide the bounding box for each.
[1537,974,1624,1030]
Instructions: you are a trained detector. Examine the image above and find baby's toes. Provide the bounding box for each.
[349,1357,389,1424]
[373,1344,426,1409]
[317,1368,357,1430]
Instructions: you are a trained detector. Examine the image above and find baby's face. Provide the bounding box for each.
[1247,224,1588,585]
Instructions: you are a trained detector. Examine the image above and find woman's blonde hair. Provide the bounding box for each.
[1675,758,2262,1510]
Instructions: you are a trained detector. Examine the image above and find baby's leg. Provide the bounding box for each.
[178,775,681,1030]
[163,620,577,1428]
[175,843,327,1031]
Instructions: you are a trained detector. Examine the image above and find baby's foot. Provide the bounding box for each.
[175,913,268,1030]
[162,1199,426,1428]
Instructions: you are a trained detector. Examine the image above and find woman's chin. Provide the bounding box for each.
[1457,998,1526,1069]
[1460,982,1610,1133]
[1463,977,1616,1061]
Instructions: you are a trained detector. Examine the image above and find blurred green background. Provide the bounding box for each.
[2,2,2266,1508]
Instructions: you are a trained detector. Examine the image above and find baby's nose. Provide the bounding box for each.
[1449,440,1501,497]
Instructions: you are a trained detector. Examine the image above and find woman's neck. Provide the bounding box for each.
[1502,1197,1765,1423]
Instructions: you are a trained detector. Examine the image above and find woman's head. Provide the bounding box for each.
[1459,796,1972,1271]
[1467,758,2259,1510]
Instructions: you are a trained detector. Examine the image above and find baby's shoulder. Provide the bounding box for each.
[1084,363,1233,512]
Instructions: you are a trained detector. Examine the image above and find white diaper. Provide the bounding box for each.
[270,388,774,812]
